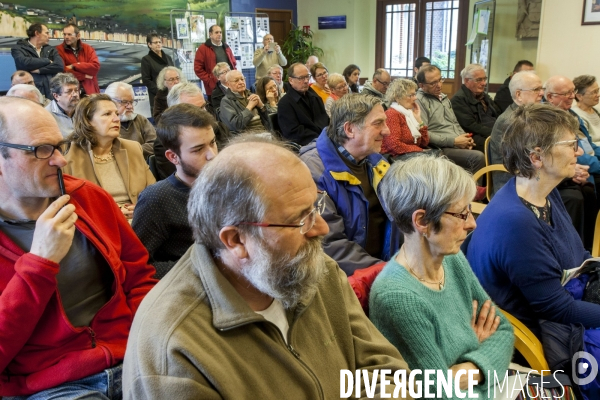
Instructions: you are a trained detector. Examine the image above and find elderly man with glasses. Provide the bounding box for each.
[0,96,156,399]
[416,65,485,175]
[123,135,411,399]
[104,81,157,159]
[45,72,80,138]
[277,63,329,146]
[450,64,501,150]
[361,68,391,109]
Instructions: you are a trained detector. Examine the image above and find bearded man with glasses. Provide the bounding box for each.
[0,97,157,399]
[123,136,411,399]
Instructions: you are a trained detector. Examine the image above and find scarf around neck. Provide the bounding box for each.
[390,102,421,143]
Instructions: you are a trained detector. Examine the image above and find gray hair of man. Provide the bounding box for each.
[212,62,230,78]
[49,72,79,96]
[460,64,485,83]
[327,94,382,145]
[327,73,346,89]
[509,70,539,99]
[372,68,389,80]
[7,84,44,105]
[104,81,134,99]
[268,64,283,76]
[385,78,417,104]
[381,154,476,235]
[156,66,187,91]
[167,82,203,107]
[188,135,293,256]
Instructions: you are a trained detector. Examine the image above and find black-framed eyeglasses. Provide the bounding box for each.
[113,98,138,107]
[0,141,71,159]
[290,75,312,81]
[238,191,327,234]
[444,204,472,221]
[554,139,579,152]
[375,78,391,87]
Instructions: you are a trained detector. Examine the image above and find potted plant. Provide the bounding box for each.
[282,24,324,67]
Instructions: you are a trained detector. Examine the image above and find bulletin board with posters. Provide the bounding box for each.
[223,12,270,89]
[466,0,496,90]
[170,9,220,83]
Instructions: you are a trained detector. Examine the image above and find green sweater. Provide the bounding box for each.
[370,252,514,399]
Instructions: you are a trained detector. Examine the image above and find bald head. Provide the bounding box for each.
[11,70,35,86]
[545,75,577,111]
[7,84,44,105]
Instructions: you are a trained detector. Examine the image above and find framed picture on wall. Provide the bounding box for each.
[582,0,600,25]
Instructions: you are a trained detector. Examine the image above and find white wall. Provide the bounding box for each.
[298,0,377,79]
[537,0,600,82]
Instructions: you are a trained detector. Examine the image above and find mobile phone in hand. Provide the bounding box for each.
[57,168,66,196]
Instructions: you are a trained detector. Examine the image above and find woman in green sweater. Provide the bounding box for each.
[370,155,514,399]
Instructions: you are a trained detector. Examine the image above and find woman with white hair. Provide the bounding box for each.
[324,73,348,117]
[370,154,513,398]
[381,78,429,160]
[153,66,187,124]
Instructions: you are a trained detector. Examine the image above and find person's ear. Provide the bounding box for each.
[218,226,248,260]
[343,121,356,139]
[165,149,179,165]
[529,147,543,169]
[412,209,429,237]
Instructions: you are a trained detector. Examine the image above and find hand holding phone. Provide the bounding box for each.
[57,168,66,196]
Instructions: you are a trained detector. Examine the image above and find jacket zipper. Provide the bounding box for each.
[88,327,96,348]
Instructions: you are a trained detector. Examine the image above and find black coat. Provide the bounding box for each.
[450,84,501,149]
[141,50,174,111]
[11,39,64,99]
[494,76,513,112]
[277,87,330,146]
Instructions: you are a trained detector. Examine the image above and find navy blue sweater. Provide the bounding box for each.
[466,178,600,335]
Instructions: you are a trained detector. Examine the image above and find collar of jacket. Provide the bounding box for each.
[417,88,447,102]
[287,86,317,103]
[190,243,313,331]
[147,49,169,64]
[62,40,81,52]
[315,130,390,192]
[81,137,130,190]
[460,84,489,105]
[362,81,383,97]
[47,100,71,118]
[204,38,230,50]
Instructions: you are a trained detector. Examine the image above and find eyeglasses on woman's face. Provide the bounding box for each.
[443,204,472,221]
[554,139,579,152]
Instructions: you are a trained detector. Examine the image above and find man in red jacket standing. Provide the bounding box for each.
[0,97,157,398]
[194,24,236,101]
[56,23,100,95]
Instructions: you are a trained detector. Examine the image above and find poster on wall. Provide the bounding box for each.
[241,44,254,68]
[226,30,241,57]
[206,18,217,33]
[190,15,206,43]
[256,17,270,42]
[477,10,490,34]
[225,17,240,31]
[239,17,254,43]
[176,18,189,39]
[479,39,488,70]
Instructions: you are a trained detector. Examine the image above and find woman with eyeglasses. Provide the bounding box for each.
[255,76,281,114]
[64,94,155,220]
[573,75,600,145]
[309,62,330,104]
[343,64,361,93]
[324,73,349,117]
[153,66,187,124]
[381,78,429,160]
[141,33,174,114]
[370,155,513,397]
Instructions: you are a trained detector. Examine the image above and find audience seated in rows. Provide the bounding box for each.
[267,64,286,95]
[104,81,157,159]
[494,60,534,112]
[6,83,44,105]
[152,66,187,124]
[324,73,348,117]
[362,68,391,109]
[451,64,501,149]
[64,94,156,221]
[278,63,329,146]
[300,94,401,276]
[309,62,331,104]
[219,70,271,134]
[210,62,231,110]
[255,76,280,114]
[381,78,429,160]
[0,96,156,399]
[123,136,411,398]
[343,64,361,93]
[416,65,485,174]
[252,33,287,80]
[572,75,600,145]
[371,155,514,397]
[467,103,600,399]
[46,72,80,138]
[132,104,217,279]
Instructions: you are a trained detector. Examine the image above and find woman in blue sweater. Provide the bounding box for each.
[370,155,514,399]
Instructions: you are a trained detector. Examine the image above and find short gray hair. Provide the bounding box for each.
[381,154,476,234]
[509,70,539,99]
[49,72,79,96]
[167,82,203,107]
[212,62,230,78]
[327,94,382,145]
[327,73,345,89]
[267,65,283,75]
[7,84,44,105]
[104,81,134,99]
[460,64,485,82]
[156,66,187,90]
[385,78,417,104]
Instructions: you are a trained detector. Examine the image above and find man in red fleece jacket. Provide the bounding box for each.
[0,97,157,398]
[55,23,100,95]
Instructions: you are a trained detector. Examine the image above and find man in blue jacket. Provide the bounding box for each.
[11,23,64,99]
[300,94,401,276]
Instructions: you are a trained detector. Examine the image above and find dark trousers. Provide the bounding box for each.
[558,180,597,250]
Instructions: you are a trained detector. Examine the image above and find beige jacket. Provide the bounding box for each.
[63,137,155,204]
[123,244,413,399]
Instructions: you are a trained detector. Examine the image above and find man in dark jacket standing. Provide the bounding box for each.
[55,23,100,95]
[278,63,329,146]
[450,63,501,149]
[11,23,64,99]
[194,25,236,100]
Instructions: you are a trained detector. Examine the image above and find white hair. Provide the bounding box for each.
[156,66,187,91]
[167,82,203,107]
[104,81,134,99]
[7,84,44,105]
[460,64,485,83]
[509,70,539,99]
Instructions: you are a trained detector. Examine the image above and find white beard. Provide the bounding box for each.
[120,112,137,122]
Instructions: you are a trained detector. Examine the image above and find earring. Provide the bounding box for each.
[535,168,541,181]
